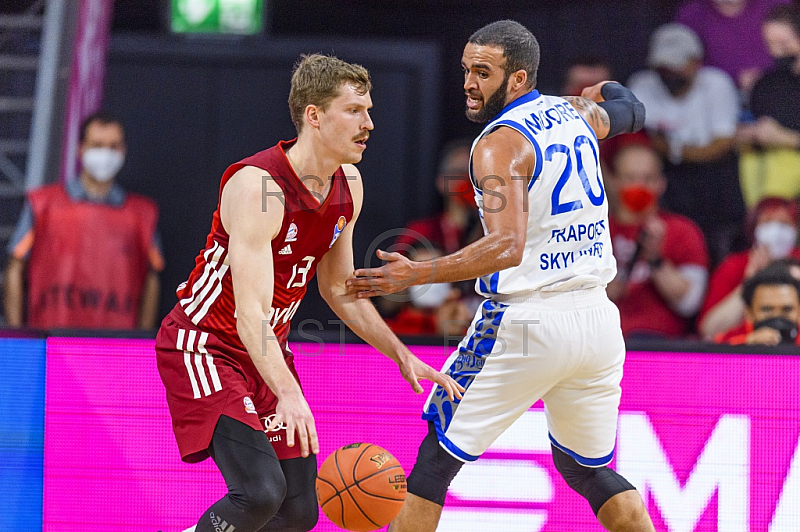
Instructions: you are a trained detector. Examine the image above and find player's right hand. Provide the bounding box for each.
[397,354,464,400]
[348,249,420,297]
[270,392,319,457]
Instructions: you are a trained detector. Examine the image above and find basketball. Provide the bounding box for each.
[316,443,407,531]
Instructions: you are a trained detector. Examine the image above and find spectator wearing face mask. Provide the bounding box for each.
[698,196,800,339]
[628,23,746,266]
[715,261,800,345]
[605,140,709,337]
[384,244,472,339]
[3,112,163,330]
[737,3,800,206]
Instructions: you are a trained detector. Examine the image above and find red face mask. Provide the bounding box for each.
[444,175,477,208]
[620,185,656,214]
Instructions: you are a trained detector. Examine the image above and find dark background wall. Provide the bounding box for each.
[107,0,684,142]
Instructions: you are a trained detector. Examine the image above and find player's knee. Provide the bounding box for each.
[278,493,319,531]
[406,422,464,506]
[551,444,635,515]
[231,472,287,520]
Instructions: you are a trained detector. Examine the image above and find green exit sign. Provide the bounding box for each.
[171,0,264,35]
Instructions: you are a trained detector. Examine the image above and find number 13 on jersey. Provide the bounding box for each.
[286,256,315,289]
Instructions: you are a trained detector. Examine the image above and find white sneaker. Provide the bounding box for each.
[181,527,196,532]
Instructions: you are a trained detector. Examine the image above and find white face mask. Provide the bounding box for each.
[407,283,452,309]
[81,147,125,182]
[755,221,797,259]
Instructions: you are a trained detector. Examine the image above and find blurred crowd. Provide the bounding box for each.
[3,0,800,348]
[386,0,800,346]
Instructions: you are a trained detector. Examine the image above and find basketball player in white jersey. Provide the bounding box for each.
[349,20,655,531]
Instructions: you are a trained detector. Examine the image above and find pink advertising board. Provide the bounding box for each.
[43,338,800,531]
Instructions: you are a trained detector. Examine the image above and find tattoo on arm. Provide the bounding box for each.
[563,96,610,136]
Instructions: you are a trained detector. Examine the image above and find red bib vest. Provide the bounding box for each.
[26,184,158,329]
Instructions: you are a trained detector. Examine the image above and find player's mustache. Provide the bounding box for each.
[466,91,482,100]
[353,134,369,142]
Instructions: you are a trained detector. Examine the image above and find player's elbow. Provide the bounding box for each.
[497,234,525,269]
[317,274,346,306]
[318,285,340,310]
[235,303,270,338]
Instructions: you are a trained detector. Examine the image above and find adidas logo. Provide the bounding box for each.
[210,512,235,532]
[278,244,292,255]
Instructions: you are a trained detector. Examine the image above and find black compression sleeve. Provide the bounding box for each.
[597,82,646,138]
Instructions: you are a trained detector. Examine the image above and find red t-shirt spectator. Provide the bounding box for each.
[699,248,800,324]
[610,212,708,336]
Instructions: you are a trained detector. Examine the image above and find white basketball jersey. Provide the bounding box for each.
[470,90,617,296]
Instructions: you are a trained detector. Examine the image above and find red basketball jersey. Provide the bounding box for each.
[175,139,354,353]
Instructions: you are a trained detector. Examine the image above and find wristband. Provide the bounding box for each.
[597,83,646,138]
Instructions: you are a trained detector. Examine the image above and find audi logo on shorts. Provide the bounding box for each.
[261,414,287,433]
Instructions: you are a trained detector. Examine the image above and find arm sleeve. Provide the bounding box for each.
[597,82,647,138]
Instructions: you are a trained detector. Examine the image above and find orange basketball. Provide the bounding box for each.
[316,443,407,531]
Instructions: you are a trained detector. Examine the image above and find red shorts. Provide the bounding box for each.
[155,307,303,463]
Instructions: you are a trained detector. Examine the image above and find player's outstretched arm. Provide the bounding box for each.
[316,165,463,400]
[563,81,646,140]
[222,166,318,457]
[347,127,531,295]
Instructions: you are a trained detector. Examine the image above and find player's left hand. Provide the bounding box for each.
[397,354,464,400]
[580,80,614,103]
[347,249,422,297]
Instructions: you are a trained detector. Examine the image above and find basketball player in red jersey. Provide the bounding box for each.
[155,54,463,532]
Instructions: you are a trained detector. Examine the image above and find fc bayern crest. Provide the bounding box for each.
[285,222,298,242]
[329,216,347,248]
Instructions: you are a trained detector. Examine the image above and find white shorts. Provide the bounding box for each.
[422,286,625,467]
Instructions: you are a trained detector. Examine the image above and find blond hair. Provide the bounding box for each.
[288,54,372,133]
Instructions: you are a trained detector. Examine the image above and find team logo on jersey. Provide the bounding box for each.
[243,396,257,414]
[285,222,298,242]
[329,216,347,248]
